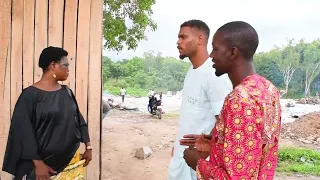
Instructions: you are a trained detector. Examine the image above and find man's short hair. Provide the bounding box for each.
[180,19,210,40]
[217,21,259,59]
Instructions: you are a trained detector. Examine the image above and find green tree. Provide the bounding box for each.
[302,40,320,96]
[102,57,113,83]
[256,60,283,87]
[103,52,191,96]
[109,63,124,80]
[277,39,300,95]
[103,39,320,97]
[103,0,157,51]
[254,51,283,87]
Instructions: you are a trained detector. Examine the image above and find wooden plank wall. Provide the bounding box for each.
[0,0,12,180]
[0,0,103,179]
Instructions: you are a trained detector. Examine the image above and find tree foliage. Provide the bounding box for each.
[302,39,320,96]
[254,39,320,98]
[103,39,320,98]
[277,39,300,94]
[103,0,157,51]
[103,51,190,96]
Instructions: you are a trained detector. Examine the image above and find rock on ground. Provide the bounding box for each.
[135,147,153,159]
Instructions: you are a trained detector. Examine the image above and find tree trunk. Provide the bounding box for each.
[285,82,289,99]
[282,68,295,99]
[304,70,309,97]
[304,63,320,97]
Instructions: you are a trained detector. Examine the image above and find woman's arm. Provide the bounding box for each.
[2,89,41,174]
[77,111,91,143]
[65,85,91,144]
[13,90,42,160]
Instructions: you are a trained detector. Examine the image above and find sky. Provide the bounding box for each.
[104,0,320,61]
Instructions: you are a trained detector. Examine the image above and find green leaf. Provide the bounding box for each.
[103,0,157,51]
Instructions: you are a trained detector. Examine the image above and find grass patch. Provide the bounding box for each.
[104,84,147,97]
[162,112,179,119]
[277,147,320,176]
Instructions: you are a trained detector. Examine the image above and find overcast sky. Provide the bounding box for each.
[103,0,320,61]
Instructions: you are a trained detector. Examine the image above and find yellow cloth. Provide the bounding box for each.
[51,150,86,180]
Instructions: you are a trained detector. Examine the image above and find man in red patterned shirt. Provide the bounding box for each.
[182,21,281,179]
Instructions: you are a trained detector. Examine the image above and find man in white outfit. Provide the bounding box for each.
[167,20,232,180]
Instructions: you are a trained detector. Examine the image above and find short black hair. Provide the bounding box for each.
[217,21,259,59]
[180,19,210,40]
[38,46,68,71]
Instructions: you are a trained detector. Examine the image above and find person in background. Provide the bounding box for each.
[167,19,232,180]
[2,46,92,180]
[183,21,281,180]
[148,89,155,97]
[148,89,156,113]
[120,87,126,103]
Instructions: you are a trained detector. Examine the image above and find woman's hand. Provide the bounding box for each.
[82,149,92,167]
[33,160,56,180]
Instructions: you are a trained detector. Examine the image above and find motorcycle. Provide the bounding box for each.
[147,96,164,119]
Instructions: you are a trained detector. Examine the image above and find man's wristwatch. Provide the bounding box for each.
[86,145,93,150]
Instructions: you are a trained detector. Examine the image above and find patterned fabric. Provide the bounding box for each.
[196,74,281,180]
[22,150,86,180]
[51,149,86,180]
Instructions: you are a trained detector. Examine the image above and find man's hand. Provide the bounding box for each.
[183,148,210,171]
[180,134,200,146]
[180,134,212,146]
[195,134,212,152]
[183,148,200,170]
[82,149,92,167]
[33,160,56,180]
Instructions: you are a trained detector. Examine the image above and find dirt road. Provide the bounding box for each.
[101,110,320,180]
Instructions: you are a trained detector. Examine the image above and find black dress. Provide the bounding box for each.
[2,85,90,179]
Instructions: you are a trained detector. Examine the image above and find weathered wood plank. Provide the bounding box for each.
[34,0,48,82]
[63,0,78,92]
[23,0,35,88]
[87,0,103,178]
[11,0,23,113]
[75,0,91,120]
[48,0,64,47]
[0,0,11,103]
[1,46,12,180]
[0,1,13,179]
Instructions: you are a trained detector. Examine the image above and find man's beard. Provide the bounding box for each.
[214,69,225,77]
[179,54,187,60]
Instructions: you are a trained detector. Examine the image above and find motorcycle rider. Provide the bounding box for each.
[148,89,155,113]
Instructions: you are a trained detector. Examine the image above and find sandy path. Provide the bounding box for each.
[101,110,320,180]
[101,110,177,180]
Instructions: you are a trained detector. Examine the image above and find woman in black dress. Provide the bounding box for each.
[2,46,92,180]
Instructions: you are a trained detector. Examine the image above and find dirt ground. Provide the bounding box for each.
[281,112,320,138]
[101,110,320,180]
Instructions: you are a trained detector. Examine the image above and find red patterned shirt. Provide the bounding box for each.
[196,74,281,180]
